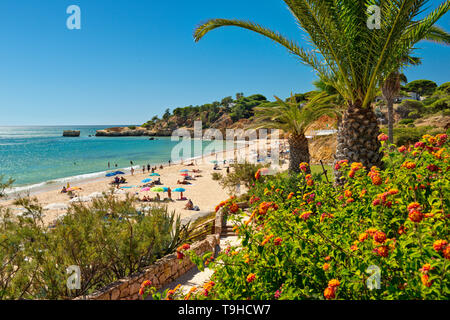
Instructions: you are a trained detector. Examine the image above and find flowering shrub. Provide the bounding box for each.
[183,134,449,300]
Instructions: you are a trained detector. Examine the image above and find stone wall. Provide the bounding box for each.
[74,234,220,300]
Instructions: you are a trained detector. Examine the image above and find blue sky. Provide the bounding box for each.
[0,0,448,125]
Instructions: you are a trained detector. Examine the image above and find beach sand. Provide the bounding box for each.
[1,139,288,225]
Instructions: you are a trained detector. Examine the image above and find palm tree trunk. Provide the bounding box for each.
[288,133,310,173]
[387,99,394,144]
[334,103,383,182]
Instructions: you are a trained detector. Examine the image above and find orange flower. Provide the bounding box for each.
[388,188,399,195]
[328,279,340,288]
[246,273,256,283]
[346,198,355,203]
[378,133,388,141]
[139,280,153,296]
[184,286,197,300]
[300,211,312,221]
[351,162,363,171]
[359,233,368,242]
[375,246,389,257]
[324,256,331,261]
[407,202,421,211]
[306,179,314,186]
[229,203,239,213]
[324,286,335,300]
[433,240,448,252]
[371,174,382,185]
[421,274,433,287]
[374,231,387,244]
[299,162,309,172]
[366,228,378,236]
[261,234,274,246]
[255,169,261,180]
[443,245,450,260]
[323,263,330,271]
[359,189,367,198]
[344,190,352,198]
[245,210,257,226]
[408,210,423,223]
[287,192,294,200]
[419,264,433,274]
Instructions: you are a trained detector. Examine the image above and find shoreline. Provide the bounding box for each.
[1,138,288,226]
[2,138,248,199]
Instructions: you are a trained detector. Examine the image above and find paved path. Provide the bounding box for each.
[155,235,240,297]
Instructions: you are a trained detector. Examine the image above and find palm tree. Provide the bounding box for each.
[251,95,339,173]
[381,26,450,144]
[194,0,450,181]
[381,72,409,144]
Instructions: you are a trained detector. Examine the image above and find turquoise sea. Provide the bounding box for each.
[0,126,230,193]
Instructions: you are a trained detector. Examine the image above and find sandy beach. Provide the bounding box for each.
[1,139,288,225]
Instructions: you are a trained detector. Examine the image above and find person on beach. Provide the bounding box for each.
[115,164,118,168]
[156,193,160,201]
[131,167,134,176]
[168,160,171,166]
[61,186,67,193]
[130,160,133,166]
[108,162,110,169]
[184,199,193,210]
[142,165,145,174]
[167,187,172,200]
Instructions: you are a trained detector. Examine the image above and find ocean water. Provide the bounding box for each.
[0,126,231,193]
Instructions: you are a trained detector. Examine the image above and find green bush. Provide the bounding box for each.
[0,194,189,299]
[211,172,222,181]
[398,119,414,125]
[128,125,137,130]
[219,162,266,195]
[391,126,440,146]
[176,134,449,300]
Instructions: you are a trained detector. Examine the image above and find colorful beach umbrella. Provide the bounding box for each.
[150,173,160,176]
[140,187,151,192]
[180,169,189,172]
[173,188,186,192]
[141,178,152,183]
[180,173,188,176]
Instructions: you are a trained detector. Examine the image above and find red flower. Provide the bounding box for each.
[378,133,388,141]
[414,141,425,149]
[246,273,256,283]
[323,263,330,271]
[274,237,282,246]
[427,164,439,172]
[371,174,382,185]
[287,192,294,200]
[374,231,387,244]
[374,246,389,257]
[299,162,309,172]
[229,203,239,213]
[433,240,448,252]
[408,210,423,223]
[254,169,261,180]
[398,146,406,153]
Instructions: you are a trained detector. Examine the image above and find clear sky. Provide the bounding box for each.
[0,0,448,125]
